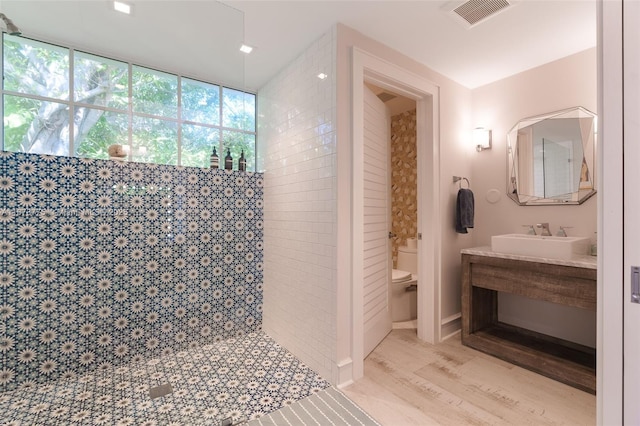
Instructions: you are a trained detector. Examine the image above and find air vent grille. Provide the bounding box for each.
[453,0,511,26]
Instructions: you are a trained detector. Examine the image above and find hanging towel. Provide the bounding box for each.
[455,188,474,234]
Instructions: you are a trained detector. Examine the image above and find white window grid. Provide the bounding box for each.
[0,34,257,168]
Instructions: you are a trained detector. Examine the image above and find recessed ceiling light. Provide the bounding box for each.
[113,1,131,14]
[240,44,253,54]
[317,73,328,80]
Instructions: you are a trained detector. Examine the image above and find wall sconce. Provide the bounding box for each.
[474,127,492,152]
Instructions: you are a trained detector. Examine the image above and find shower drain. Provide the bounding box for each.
[148,383,173,399]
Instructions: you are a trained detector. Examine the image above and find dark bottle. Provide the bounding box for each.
[224,148,233,170]
[238,150,246,172]
[210,147,219,169]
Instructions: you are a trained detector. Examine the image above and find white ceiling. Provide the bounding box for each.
[2,0,596,92]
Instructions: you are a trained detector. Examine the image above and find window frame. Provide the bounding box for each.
[1,34,257,170]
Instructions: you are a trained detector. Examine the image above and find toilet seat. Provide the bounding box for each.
[392,269,416,284]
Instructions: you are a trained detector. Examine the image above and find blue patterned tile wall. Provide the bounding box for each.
[0,152,264,392]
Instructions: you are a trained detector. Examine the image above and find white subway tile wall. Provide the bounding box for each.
[259,28,337,382]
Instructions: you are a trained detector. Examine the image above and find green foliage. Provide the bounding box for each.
[182,124,219,169]
[3,36,69,100]
[223,131,256,172]
[133,117,178,165]
[223,88,255,131]
[74,52,128,110]
[182,78,220,125]
[3,95,39,151]
[132,66,178,118]
[76,110,128,160]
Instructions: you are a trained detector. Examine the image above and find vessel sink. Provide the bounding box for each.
[490,233,591,260]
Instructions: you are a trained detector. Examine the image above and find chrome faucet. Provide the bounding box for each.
[556,226,571,237]
[522,224,536,235]
[536,222,551,236]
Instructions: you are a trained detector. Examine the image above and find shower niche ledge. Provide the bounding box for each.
[460,248,596,394]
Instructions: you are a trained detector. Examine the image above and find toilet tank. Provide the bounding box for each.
[397,245,418,275]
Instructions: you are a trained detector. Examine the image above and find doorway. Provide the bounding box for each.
[367,82,419,332]
[351,47,442,381]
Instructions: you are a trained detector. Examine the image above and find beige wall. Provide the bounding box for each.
[471,47,598,346]
[391,109,418,266]
[261,23,596,385]
[471,48,597,245]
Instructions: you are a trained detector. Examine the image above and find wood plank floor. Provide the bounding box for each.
[342,329,595,426]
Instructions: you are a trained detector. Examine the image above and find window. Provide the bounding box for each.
[2,34,257,170]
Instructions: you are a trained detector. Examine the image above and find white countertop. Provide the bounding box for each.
[461,246,597,270]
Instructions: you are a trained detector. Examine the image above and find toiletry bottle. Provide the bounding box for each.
[225,149,233,170]
[210,147,219,169]
[238,150,246,172]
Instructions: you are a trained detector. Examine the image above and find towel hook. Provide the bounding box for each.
[452,176,470,189]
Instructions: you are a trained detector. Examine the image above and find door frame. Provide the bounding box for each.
[599,0,623,423]
[351,47,441,380]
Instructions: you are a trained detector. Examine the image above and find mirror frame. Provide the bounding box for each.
[506,106,597,206]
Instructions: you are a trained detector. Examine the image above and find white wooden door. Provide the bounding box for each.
[362,84,392,358]
[624,0,640,421]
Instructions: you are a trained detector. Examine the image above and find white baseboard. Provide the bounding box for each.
[441,312,461,341]
[335,357,353,388]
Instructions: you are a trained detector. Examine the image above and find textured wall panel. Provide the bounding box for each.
[0,152,263,392]
[390,109,417,265]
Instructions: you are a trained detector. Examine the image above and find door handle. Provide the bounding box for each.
[388,232,396,239]
[632,266,640,304]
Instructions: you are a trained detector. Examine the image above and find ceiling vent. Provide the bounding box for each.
[451,0,511,27]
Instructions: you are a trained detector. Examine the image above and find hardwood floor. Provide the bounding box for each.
[342,329,596,425]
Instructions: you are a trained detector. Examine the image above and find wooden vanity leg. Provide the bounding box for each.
[462,255,498,344]
[461,254,472,342]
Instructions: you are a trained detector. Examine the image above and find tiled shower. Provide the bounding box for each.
[0,152,264,392]
[0,152,343,424]
[0,26,380,425]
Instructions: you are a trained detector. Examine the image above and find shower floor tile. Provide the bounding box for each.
[0,332,329,425]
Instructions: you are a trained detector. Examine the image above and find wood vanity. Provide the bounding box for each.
[461,248,597,394]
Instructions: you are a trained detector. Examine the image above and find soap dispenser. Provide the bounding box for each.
[224,149,233,170]
[210,146,219,169]
[238,150,246,172]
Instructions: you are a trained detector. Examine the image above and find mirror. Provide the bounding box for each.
[507,106,596,205]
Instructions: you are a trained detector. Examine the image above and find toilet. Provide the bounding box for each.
[391,245,418,322]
